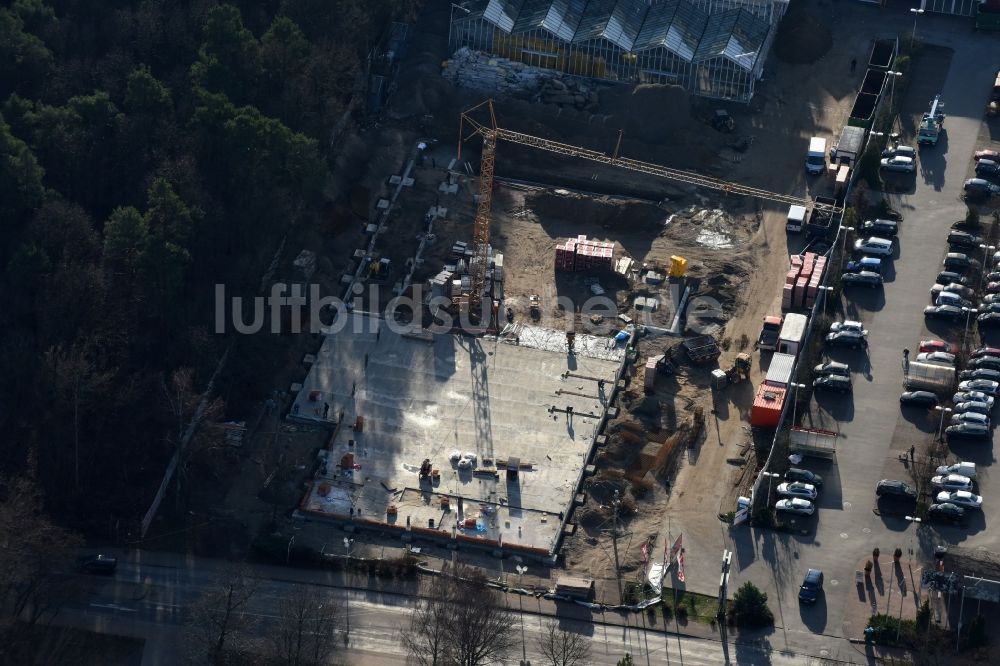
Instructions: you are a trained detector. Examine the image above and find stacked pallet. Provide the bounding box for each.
[781,252,828,310]
[555,235,615,272]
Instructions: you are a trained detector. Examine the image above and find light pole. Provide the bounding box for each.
[819,286,835,317]
[516,564,529,666]
[979,243,995,291]
[287,535,295,564]
[910,8,924,52]
[934,406,952,442]
[344,537,353,641]
[886,71,903,122]
[962,307,979,353]
[761,471,781,506]
[789,382,807,428]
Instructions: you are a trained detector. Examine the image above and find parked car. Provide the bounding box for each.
[967,356,1000,371]
[959,368,1000,382]
[982,293,1000,305]
[77,554,118,575]
[826,330,867,348]
[936,462,977,479]
[926,502,965,525]
[964,178,1000,197]
[798,569,824,604]
[899,391,939,407]
[916,351,956,365]
[985,272,1000,283]
[931,474,975,492]
[977,312,1000,328]
[977,303,1000,315]
[931,283,977,300]
[974,149,1000,161]
[813,375,852,393]
[947,231,982,248]
[882,145,916,159]
[935,490,983,510]
[785,468,824,487]
[842,271,883,288]
[855,237,894,256]
[952,391,995,407]
[959,379,1000,395]
[861,219,899,238]
[814,361,850,377]
[975,159,1000,177]
[777,482,818,500]
[950,411,989,427]
[945,423,991,442]
[936,271,969,286]
[935,292,974,309]
[876,479,917,499]
[829,321,866,335]
[881,156,915,173]
[972,346,1000,358]
[953,401,993,416]
[985,282,1000,294]
[919,340,958,354]
[924,304,964,321]
[775,498,815,516]
[846,257,883,274]
[943,253,981,271]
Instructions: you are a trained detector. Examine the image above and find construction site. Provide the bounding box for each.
[265,0,857,582]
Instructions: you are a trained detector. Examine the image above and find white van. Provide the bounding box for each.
[806,137,827,175]
[786,204,806,232]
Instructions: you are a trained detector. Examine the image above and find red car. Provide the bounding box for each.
[919,339,958,354]
[975,149,1000,162]
[971,346,1000,359]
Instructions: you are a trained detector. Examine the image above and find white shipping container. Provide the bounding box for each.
[764,353,796,388]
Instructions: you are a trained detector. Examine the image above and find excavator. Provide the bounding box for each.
[723,353,753,385]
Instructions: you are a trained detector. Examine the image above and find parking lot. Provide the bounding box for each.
[720,11,1000,658]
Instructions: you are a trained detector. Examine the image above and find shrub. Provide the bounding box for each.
[730,581,774,629]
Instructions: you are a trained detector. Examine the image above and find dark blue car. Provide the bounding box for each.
[799,569,823,603]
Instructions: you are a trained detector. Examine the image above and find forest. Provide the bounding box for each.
[0,0,418,532]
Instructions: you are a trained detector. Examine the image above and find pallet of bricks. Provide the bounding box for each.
[554,235,614,272]
[781,252,828,310]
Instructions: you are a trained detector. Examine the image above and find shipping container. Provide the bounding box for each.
[777,313,809,356]
[764,353,796,388]
[751,384,787,428]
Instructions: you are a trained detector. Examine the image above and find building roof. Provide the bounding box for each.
[632,0,708,61]
[512,0,589,41]
[572,0,650,50]
[481,0,526,33]
[693,8,769,70]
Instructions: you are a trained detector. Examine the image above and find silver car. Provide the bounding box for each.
[935,490,982,510]
[881,156,915,173]
[959,379,1000,395]
[775,498,815,515]
[776,482,818,500]
[930,474,974,492]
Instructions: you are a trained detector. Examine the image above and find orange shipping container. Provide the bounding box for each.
[751,384,787,428]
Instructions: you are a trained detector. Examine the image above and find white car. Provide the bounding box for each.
[936,462,977,479]
[881,156,916,173]
[854,238,894,256]
[953,391,995,407]
[776,482,818,500]
[930,474,975,492]
[935,490,983,510]
[829,320,867,336]
[958,379,1000,395]
[950,411,989,426]
[775,498,815,515]
[916,351,956,365]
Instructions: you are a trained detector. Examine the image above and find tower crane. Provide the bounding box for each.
[457,100,844,310]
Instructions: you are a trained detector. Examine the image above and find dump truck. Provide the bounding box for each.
[805,196,838,239]
[917,95,945,146]
[682,335,721,365]
[904,361,956,394]
[757,315,783,351]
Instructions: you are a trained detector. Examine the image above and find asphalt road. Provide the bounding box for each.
[55,553,808,666]
[723,11,1000,657]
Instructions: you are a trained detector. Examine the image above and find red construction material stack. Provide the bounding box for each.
[555,236,614,272]
[783,252,828,311]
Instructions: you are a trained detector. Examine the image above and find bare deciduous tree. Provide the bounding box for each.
[537,620,591,666]
[186,566,258,665]
[402,564,516,666]
[269,584,343,666]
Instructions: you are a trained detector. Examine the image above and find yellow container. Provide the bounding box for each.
[668,255,687,278]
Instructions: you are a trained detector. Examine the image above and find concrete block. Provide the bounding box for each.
[376,199,390,209]
[389,175,402,185]
[402,178,414,187]
[302,354,316,365]
[290,382,303,392]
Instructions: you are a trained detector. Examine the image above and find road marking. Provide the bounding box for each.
[843,501,852,510]
[840,532,849,539]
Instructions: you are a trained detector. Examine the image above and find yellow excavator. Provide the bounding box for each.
[724,353,753,384]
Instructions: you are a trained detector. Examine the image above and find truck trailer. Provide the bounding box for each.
[904,361,955,394]
[776,313,808,356]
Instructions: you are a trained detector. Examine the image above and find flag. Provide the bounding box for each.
[669,534,683,563]
[641,541,650,564]
[677,548,686,583]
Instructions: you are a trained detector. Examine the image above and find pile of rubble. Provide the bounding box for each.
[441,47,599,111]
